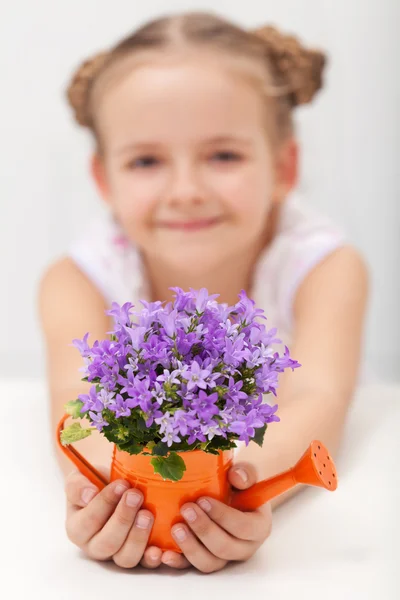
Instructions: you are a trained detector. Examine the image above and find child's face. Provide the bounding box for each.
[93,55,296,273]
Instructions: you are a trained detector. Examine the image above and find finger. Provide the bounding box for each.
[170,523,227,573]
[178,503,252,561]
[112,509,155,569]
[161,550,191,570]
[66,479,130,547]
[140,546,163,569]
[228,461,259,490]
[195,496,272,541]
[86,489,144,561]
[65,470,101,509]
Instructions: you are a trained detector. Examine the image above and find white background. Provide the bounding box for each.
[1,0,399,381]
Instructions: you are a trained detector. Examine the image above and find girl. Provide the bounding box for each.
[39,11,369,574]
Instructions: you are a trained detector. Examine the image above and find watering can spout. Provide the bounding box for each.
[230,440,338,511]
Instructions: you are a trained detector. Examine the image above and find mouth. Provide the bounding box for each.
[156,216,224,231]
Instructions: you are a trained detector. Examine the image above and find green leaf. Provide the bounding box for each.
[204,435,238,453]
[152,441,169,456]
[64,399,84,419]
[150,452,186,482]
[252,424,267,448]
[204,447,220,455]
[137,416,148,432]
[102,424,130,444]
[116,439,143,455]
[60,423,93,445]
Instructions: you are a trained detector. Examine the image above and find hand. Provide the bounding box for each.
[64,470,163,569]
[160,461,272,573]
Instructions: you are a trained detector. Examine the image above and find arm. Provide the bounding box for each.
[235,245,370,508]
[38,257,114,477]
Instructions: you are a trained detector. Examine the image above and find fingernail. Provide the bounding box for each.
[165,560,176,567]
[149,551,159,561]
[182,508,197,522]
[136,514,151,529]
[197,498,212,513]
[114,483,128,496]
[234,468,248,483]
[173,527,187,541]
[81,488,97,505]
[126,492,141,507]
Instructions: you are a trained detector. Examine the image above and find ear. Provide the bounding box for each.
[91,153,111,204]
[273,137,299,203]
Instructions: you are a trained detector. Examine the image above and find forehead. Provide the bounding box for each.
[96,56,267,147]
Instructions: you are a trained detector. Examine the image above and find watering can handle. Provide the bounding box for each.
[57,414,108,490]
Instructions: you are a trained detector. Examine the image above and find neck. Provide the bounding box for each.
[143,251,256,308]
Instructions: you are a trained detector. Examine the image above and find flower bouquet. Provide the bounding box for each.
[61,287,300,481]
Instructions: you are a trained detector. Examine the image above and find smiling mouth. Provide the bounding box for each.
[156,216,224,231]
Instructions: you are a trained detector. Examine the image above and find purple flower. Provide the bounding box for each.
[182,360,211,391]
[88,411,109,431]
[155,411,174,435]
[78,386,104,413]
[172,409,192,436]
[243,345,273,368]
[106,301,134,327]
[151,382,167,406]
[270,346,301,372]
[229,409,265,444]
[125,325,147,351]
[193,287,219,313]
[142,401,163,428]
[170,287,193,312]
[72,332,91,356]
[97,389,115,407]
[158,309,178,337]
[124,356,139,373]
[175,329,197,356]
[259,402,280,423]
[187,424,207,445]
[235,289,266,324]
[142,335,169,364]
[200,421,225,441]
[161,429,181,447]
[156,369,181,386]
[191,390,219,421]
[223,335,245,367]
[227,377,248,402]
[108,394,132,418]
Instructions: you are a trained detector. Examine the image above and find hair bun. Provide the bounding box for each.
[66,52,109,127]
[253,25,326,107]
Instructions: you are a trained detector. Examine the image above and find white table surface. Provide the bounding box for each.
[1,380,399,599]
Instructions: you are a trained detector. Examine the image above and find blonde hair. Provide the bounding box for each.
[66,12,326,147]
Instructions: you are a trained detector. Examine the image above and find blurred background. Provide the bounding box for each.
[1,0,399,382]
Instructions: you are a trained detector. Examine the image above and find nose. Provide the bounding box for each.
[165,160,205,208]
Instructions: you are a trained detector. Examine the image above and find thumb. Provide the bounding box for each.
[228,461,258,490]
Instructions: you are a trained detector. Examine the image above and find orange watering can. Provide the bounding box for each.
[57,414,338,552]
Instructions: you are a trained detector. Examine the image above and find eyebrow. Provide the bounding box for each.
[114,135,254,156]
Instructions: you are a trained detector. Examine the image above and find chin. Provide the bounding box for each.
[154,246,229,275]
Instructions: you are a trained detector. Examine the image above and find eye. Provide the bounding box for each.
[127,156,159,169]
[209,151,242,164]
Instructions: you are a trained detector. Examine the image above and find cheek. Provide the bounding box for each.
[109,172,160,227]
[222,166,274,223]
